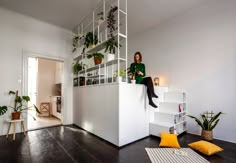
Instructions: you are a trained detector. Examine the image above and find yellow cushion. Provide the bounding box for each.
[188,140,223,156]
[159,132,181,148]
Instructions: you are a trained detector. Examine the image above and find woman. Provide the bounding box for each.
[130,52,158,108]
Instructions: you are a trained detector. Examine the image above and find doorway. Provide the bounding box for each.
[27,57,63,130]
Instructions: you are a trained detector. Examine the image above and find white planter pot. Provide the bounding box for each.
[131,80,136,84]
[117,76,122,83]
[107,53,115,62]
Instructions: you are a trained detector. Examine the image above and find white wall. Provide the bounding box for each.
[0,7,73,135]
[129,0,236,143]
[37,58,57,106]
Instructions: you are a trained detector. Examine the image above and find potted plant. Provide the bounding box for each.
[73,61,82,75]
[188,111,223,141]
[114,69,126,83]
[105,6,121,61]
[1,91,41,120]
[87,52,104,65]
[83,32,98,53]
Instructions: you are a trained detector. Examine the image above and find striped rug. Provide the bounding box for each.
[145,148,209,163]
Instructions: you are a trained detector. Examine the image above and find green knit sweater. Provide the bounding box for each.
[130,63,146,84]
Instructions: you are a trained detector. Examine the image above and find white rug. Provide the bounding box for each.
[145,148,209,163]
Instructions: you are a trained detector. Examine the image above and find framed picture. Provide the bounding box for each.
[73,77,78,87]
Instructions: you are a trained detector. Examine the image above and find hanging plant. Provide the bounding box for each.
[105,6,121,54]
[72,35,79,53]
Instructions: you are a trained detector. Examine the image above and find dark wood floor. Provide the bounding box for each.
[0,125,235,163]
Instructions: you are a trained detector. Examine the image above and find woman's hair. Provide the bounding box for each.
[134,51,142,63]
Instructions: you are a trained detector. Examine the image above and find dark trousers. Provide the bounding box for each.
[141,77,155,103]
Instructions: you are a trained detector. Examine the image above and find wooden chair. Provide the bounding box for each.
[38,102,51,117]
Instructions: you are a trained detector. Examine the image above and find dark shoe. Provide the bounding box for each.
[152,93,158,98]
[149,101,158,108]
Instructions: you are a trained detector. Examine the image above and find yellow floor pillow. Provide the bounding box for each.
[159,132,181,148]
[188,140,223,156]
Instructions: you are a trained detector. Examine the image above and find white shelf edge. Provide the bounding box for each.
[154,111,187,115]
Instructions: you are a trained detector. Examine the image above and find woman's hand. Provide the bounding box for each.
[137,71,143,76]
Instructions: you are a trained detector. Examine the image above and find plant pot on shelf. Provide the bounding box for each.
[201,130,213,141]
[89,44,96,49]
[117,76,122,83]
[94,57,102,65]
[98,19,104,25]
[12,112,21,120]
[107,53,115,62]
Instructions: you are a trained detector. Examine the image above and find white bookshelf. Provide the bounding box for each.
[150,91,187,136]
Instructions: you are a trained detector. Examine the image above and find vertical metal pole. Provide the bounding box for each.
[93,12,95,44]
[82,23,84,36]
[99,65,100,85]
[112,64,114,83]
[125,0,128,83]
[117,0,120,77]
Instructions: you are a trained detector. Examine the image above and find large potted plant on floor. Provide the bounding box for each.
[188,111,223,141]
[87,52,104,65]
[105,6,121,61]
[1,91,41,120]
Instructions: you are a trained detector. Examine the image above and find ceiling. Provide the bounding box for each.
[0,0,206,34]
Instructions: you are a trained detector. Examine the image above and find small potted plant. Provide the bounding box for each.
[83,32,98,53]
[87,52,104,65]
[114,69,126,83]
[0,91,41,120]
[73,61,82,75]
[105,6,121,61]
[188,111,223,141]
[97,11,104,25]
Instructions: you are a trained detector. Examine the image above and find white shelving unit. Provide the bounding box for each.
[72,0,128,86]
[150,91,187,136]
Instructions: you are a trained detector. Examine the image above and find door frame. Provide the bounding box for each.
[22,50,65,130]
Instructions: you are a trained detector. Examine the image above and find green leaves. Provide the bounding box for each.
[82,32,98,53]
[33,105,41,114]
[87,53,104,60]
[0,106,8,115]
[22,96,30,102]
[72,61,82,75]
[9,91,16,95]
[187,112,223,131]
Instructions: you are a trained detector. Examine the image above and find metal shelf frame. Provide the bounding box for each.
[73,0,128,87]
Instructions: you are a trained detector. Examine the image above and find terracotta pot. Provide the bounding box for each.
[201,130,213,141]
[94,57,102,65]
[12,112,21,120]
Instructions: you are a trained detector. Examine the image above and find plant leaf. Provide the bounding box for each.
[9,91,16,95]
[187,115,205,129]
[201,114,209,130]
[22,96,30,102]
[210,119,220,130]
[0,106,8,115]
[209,112,223,124]
[34,105,41,114]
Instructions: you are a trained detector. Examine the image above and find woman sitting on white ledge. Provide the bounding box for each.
[129,52,158,108]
